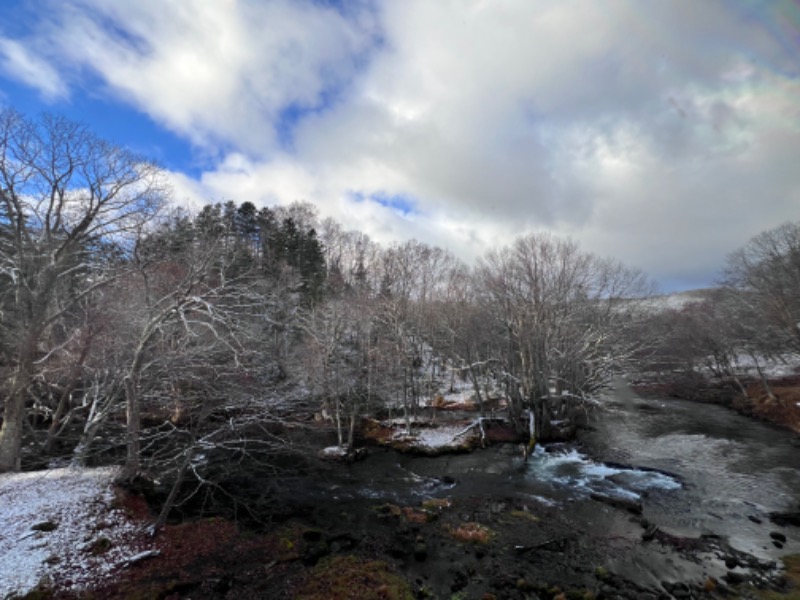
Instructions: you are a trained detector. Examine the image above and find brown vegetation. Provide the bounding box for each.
[446,522,494,544]
[755,554,800,600]
[293,555,413,600]
[742,378,800,434]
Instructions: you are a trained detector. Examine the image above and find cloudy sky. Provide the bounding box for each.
[1,0,798,291]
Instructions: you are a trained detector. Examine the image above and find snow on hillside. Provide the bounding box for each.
[0,467,154,597]
[637,289,713,313]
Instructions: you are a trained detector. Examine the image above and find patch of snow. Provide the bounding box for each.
[395,424,476,449]
[694,352,800,379]
[320,446,348,458]
[441,388,474,404]
[637,290,709,314]
[0,466,154,597]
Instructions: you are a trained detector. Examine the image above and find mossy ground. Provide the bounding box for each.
[293,555,413,600]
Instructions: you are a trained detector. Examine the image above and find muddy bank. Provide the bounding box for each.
[631,374,800,435]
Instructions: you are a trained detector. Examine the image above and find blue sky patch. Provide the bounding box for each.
[351,191,419,217]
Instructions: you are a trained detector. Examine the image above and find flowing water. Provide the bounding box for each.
[286,377,800,584]
[582,377,800,559]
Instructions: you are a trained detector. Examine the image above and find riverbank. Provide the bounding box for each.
[631,374,800,435]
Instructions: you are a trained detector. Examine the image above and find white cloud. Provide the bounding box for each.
[35,0,378,154]
[0,37,67,101]
[3,0,799,290]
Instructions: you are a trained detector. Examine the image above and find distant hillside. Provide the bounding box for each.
[637,288,718,313]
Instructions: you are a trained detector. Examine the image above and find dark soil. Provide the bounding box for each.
[59,451,793,600]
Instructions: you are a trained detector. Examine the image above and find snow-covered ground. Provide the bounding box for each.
[0,467,154,597]
[636,289,711,313]
[396,424,472,449]
[730,353,800,378]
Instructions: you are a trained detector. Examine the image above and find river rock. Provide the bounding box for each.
[723,571,749,585]
[642,523,659,542]
[769,511,800,527]
[671,582,691,599]
[769,531,787,543]
[590,493,643,515]
[302,540,329,565]
[413,541,428,562]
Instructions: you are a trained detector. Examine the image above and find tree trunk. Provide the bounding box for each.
[335,396,343,447]
[347,399,358,449]
[152,446,195,535]
[468,366,485,418]
[123,375,141,479]
[43,390,73,454]
[0,390,25,472]
[72,415,104,467]
[0,337,38,472]
[750,351,777,402]
[44,334,92,453]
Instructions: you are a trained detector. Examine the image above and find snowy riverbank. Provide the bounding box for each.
[0,467,155,597]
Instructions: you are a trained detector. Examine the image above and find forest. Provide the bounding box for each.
[1,108,799,531]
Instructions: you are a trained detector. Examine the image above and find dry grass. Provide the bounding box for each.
[447,522,494,544]
[401,507,432,524]
[745,381,800,433]
[510,509,540,523]
[294,555,414,600]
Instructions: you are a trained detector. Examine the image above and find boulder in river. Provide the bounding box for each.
[769,510,800,527]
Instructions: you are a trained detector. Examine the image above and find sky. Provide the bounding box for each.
[0,0,798,292]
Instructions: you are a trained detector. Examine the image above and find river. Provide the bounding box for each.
[277,377,800,593]
[584,377,800,559]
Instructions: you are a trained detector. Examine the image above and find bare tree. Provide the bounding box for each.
[300,297,375,449]
[475,233,653,442]
[0,109,166,472]
[723,221,800,355]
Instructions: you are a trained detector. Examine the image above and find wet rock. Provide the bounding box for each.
[769,531,787,543]
[302,540,329,565]
[31,521,58,532]
[724,556,740,569]
[450,569,468,592]
[769,511,800,527]
[87,537,113,555]
[413,541,428,562]
[302,529,323,542]
[723,571,748,585]
[642,524,659,542]
[598,582,617,598]
[590,493,643,515]
[670,582,691,598]
[326,533,357,553]
[490,502,506,514]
